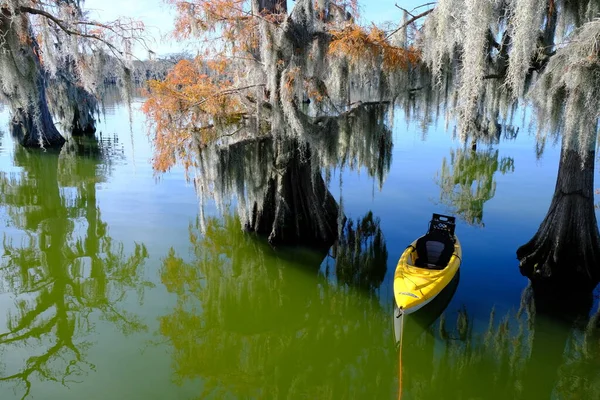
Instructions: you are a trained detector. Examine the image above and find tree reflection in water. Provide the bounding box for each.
[158,99,395,398]
[159,215,396,399]
[0,137,150,399]
[400,283,599,400]
[437,147,514,226]
[328,211,388,291]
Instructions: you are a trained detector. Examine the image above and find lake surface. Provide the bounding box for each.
[1,99,599,399]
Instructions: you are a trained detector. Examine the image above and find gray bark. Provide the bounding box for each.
[47,58,98,137]
[517,145,600,289]
[10,75,66,148]
[247,138,339,250]
[257,0,287,13]
[0,14,65,148]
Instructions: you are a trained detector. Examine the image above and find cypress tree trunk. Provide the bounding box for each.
[517,144,600,289]
[0,14,65,148]
[10,75,65,148]
[47,60,98,137]
[247,138,339,250]
[257,0,287,13]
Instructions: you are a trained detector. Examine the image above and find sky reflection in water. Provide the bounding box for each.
[0,100,599,399]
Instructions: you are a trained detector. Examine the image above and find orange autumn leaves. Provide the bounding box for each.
[144,0,421,173]
[143,0,266,173]
[168,0,246,39]
[142,58,243,172]
[329,25,420,70]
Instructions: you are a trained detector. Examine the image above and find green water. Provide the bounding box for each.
[0,101,599,399]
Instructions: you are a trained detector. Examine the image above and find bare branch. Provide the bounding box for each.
[395,4,415,18]
[18,6,125,55]
[385,8,434,40]
[188,84,267,109]
[18,6,150,64]
[411,2,437,12]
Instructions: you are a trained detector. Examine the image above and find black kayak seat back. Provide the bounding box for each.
[428,213,456,237]
[414,214,456,269]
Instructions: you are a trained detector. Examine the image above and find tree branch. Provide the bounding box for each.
[17,6,140,60]
[395,4,415,18]
[411,2,437,12]
[385,9,434,40]
[189,84,267,109]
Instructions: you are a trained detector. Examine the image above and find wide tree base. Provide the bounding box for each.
[11,115,65,148]
[246,139,340,251]
[517,148,600,290]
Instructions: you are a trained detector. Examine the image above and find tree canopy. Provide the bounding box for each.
[141,0,600,171]
[140,0,600,282]
[419,0,600,152]
[0,1,145,147]
[143,0,415,172]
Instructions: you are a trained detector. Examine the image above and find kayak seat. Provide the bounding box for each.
[415,232,454,270]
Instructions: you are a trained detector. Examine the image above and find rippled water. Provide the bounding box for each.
[0,98,599,399]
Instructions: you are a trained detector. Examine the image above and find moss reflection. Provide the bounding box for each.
[159,215,396,399]
[437,147,514,226]
[400,284,599,400]
[0,140,149,399]
[329,211,388,291]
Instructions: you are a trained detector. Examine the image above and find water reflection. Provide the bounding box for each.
[437,147,514,226]
[328,211,388,291]
[0,139,150,399]
[159,215,397,399]
[399,283,599,400]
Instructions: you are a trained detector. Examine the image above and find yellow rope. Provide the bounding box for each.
[397,312,405,400]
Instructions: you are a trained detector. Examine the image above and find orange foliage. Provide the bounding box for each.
[142,58,244,172]
[329,25,420,70]
[168,0,245,38]
[145,0,413,174]
[146,0,292,173]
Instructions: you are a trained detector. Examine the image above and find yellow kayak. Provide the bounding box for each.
[394,214,461,315]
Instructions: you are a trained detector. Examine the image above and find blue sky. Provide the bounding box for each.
[84,0,424,58]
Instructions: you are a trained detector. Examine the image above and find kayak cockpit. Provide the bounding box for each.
[413,214,457,270]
